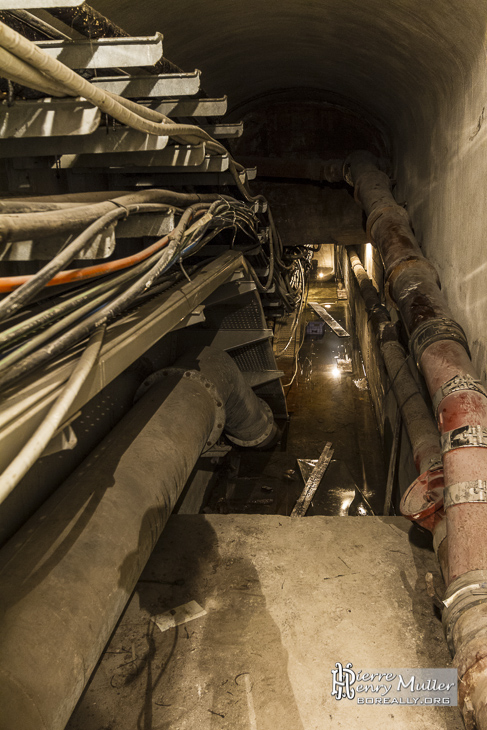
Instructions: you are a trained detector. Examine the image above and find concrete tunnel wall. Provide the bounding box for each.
[93,0,487,382]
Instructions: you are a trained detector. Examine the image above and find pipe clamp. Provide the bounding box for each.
[442,570,487,653]
[441,424,487,454]
[433,374,487,419]
[409,318,469,370]
[444,480,487,508]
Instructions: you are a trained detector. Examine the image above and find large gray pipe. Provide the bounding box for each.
[0,347,276,730]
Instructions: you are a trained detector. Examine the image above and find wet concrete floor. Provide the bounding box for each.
[206,278,387,517]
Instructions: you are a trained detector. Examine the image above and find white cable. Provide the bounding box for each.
[0,325,105,505]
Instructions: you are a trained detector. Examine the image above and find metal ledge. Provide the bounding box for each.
[35,34,164,70]
[90,70,201,98]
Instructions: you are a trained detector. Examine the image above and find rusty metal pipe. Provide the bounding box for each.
[348,247,441,474]
[347,150,487,728]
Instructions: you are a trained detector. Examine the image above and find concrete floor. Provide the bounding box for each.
[67,514,463,730]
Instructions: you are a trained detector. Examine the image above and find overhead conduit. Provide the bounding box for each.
[0,345,277,730]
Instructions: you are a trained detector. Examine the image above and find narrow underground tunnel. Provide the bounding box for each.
[0,3,485,729]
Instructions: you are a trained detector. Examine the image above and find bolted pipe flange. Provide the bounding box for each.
[225,399,276,448]
[400,467,444,532]
[134,367,226,449]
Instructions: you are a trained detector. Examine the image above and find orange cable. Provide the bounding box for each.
[0,235,170,293]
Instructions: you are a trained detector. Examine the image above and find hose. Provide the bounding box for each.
[0,189,226,243]
[0,204,211,388]
[0,202,174,312]
[0,325,105,504]
[0,256,161,351]
[0,20,225,147]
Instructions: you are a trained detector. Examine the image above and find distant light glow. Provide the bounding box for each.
[365,242,374,273]
[332,365,341,378]
[318,272,325,279]
[325,304,331,309]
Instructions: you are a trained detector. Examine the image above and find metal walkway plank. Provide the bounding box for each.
[90,71,201,98]
[309,301,350,337]
[35,34,164,69]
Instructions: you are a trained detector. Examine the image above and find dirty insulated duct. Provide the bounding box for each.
[347,151,487,729]
[0,346,276,730]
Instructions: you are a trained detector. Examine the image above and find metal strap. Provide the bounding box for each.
[441,424,487,453]
[409,317,469,370]
[444,480,487,508]
[442,570,487,653]
[433,374,487,418]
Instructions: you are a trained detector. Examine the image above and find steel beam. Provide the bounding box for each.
[35,33,164,69]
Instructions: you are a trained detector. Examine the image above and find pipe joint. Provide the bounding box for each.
[135,367,226,449]
[400,467,444,532]
[433,374,487,421]
[366,203,409,242]
[443,570,487,654]
[409,317,469,370]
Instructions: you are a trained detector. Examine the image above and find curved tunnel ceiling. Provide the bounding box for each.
[92,0,484,147]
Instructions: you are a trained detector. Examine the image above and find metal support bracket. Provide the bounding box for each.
[441,424,487,453]
[433,374,487,419]
[444,480,487,509]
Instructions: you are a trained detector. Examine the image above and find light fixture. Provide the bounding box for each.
[325,304,331,309]
[332,365,341,378]
[318,272,324,279]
